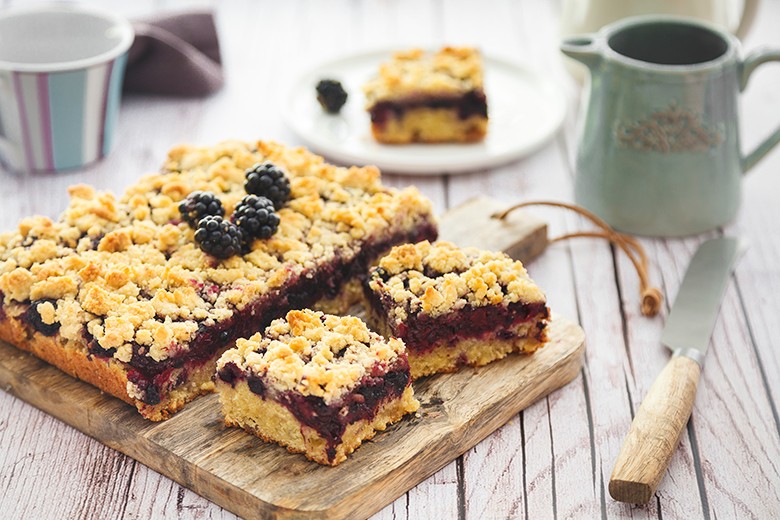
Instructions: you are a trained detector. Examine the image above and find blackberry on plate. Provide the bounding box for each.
[233,195,280,241]
[194,216,243,259]
[316,79,348,113]
[244,162,290,210]
[179,191,224,228]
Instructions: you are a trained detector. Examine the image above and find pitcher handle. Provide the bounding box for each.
[740,48,780,172]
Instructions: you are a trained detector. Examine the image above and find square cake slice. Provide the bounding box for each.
[215,309,419,466]
[0,140,436,420]
[364,241,549,379]
[363,47,488,144]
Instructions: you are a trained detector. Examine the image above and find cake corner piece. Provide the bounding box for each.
[364,240,549,379]
[215,309,419,466]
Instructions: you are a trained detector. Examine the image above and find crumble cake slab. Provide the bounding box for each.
[365,241,549,379]
[0,140,437,420]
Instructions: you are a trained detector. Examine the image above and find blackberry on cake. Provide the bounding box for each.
[233,195,279,241]
[216,309,419,466]
[364,241,548,379]
[244,162,291,210]
[363,47,488,144]
[178,190,224,228]
[0,140,437,421]
[194,216,244,259]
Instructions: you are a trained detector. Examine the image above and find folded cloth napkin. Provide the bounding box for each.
[125,11,224,97]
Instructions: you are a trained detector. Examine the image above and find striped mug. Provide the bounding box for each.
[0,4,134,172]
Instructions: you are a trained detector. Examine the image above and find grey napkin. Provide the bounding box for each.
[125,11,224,97]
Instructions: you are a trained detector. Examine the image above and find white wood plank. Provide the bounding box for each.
[462,416,525,519]
[732,0,780,424]
[0,394,135,518]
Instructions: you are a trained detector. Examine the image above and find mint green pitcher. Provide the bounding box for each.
[562,15,780,236]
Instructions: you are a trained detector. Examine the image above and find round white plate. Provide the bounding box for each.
[283,49,567,175]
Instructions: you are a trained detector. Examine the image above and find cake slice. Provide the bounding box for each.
[364,241,548,379]
[363,47,488,144]
[215,309,419,466]
[0,140,436,420]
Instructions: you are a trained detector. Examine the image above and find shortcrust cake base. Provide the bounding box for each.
[135,359,219,421]
[218,383,419,466]
[371,109,487,144]
[403,319,547,379]
[409,335,545,379]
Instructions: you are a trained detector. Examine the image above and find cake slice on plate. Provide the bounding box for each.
[363,47,489,144]
[364,241,548,379]
[215,309,419,466]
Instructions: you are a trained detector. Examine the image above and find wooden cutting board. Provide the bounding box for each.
[0,197,584,520]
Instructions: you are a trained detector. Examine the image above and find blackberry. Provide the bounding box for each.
[179,191,224,228]
[316,79,348,113]
[22,299,60,337]
[244,162,290,210]
[194,216,243,259]
[233,195,280,241]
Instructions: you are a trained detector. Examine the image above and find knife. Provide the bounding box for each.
[609,237,744,504]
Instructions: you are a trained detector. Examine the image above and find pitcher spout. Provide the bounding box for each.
[561,35,602,72]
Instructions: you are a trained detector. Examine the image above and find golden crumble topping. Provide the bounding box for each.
[368,241,546,321]
[217,310,407,404]
[0,140,434,364]
[363,47,484,105]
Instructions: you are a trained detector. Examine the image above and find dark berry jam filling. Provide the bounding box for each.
[0,292,6,322]
[367,293,548,353]
[21,299,60,337]
[369,90,488,126]
[217,357,411,461]
[113,220,437,405]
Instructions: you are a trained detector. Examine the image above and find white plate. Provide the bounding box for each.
[283,49,567,175]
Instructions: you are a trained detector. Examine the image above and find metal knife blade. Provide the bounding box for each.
[661,237,744,364]
[609,236,745,504]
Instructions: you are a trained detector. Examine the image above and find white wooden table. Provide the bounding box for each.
[2,1,780,518]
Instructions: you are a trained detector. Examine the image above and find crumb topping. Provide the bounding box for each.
[0,140,434,364]
[363,47,484,105]
[368,241,546,321]
[217,309,407,404]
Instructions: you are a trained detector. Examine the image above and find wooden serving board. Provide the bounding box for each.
[0,197,584,520]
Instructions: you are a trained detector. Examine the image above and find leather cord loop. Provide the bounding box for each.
[493,201,663,317]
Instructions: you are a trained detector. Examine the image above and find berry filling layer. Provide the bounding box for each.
[217,358,411,461]
[369,295,548,354]
[369,90,488,127]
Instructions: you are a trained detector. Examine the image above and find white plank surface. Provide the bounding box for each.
[2,0,780,518]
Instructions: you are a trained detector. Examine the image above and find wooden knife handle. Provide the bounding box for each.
[609,355,701,504]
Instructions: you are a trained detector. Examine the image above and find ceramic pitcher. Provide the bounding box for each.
[562,16,780,236]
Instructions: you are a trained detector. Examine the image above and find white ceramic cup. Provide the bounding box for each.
[0,4,134,172]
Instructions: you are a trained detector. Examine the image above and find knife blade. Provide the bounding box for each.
[609,237,744,504]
